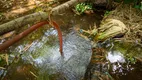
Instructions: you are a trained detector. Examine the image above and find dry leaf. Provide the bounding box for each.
[5,54,9,65]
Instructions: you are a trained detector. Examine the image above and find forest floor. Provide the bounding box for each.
[0,0,58,24]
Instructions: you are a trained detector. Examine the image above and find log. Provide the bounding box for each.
[0,11,48,35]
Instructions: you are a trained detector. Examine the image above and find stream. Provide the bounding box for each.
[0,9,142,80]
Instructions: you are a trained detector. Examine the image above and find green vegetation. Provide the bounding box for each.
[74,2,93,15]
[126,56,137,64]
[134,1,142,10]
[104,11,111,16]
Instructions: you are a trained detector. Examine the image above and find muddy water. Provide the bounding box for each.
[0,9,102,80]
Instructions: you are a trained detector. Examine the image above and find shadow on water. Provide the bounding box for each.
[0,9,102,80]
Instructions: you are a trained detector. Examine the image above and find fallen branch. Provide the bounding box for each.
[0,11,48,35]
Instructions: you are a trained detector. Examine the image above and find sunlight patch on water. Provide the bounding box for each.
[44,28,58,36]
[34,57,44,64]
[107,51,125,63]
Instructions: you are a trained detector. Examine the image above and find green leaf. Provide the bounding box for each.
[0,57,2,62]
[74,2,93,15]
[97,33,106,40]
[134,5,140,9]
[104,11,110,16]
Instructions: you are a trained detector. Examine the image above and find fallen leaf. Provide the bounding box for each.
[5,54,9,65]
